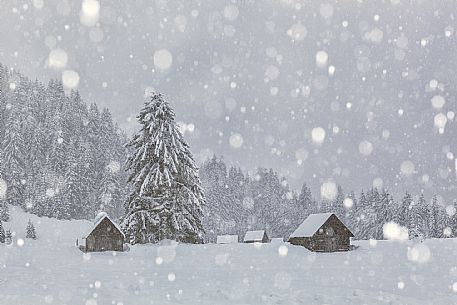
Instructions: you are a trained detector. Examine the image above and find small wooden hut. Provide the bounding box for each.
[288,213,354,252]
[243,230,270,243]
[83,212,125,252]
[216,235,239,244]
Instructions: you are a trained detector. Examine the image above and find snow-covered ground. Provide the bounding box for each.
[1,207,457,305]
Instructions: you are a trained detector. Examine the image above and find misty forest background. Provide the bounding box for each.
[0,64,456,242]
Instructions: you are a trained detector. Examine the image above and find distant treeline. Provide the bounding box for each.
[200,156,457,241]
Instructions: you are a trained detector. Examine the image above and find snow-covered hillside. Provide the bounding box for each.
[1,207,457,305]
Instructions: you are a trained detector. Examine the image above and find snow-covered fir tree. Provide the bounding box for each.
[376,190,396,238]
[409,193,429,239]
[5,229,12,244]
[399,192,413,227]
[200,157,251,242]
[122,92,205,244]
[0,220,5,243]
[248,168,291,238]
[357,189,379,239]
[428,195,442,238]
[200,155,232,242]
[444,200,457,238]
[2,77,27,208]
[226,166,249,237]
[0,200,9,221]
[25,219,37,239]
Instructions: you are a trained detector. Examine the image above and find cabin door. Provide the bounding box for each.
[329,237,338,252]
[98,236,111,251]
[325,226,338,252]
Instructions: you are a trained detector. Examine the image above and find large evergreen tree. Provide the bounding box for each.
[121,92,205,244]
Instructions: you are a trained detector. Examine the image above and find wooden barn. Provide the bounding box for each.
[83,212,125,252]
[288,213,354,252]
[243,230,270,243]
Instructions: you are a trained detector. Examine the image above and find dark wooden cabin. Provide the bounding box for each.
[288,213,354,252]
[243,230,270,243]
[84,213,125,252]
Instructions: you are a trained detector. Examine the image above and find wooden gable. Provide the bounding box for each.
[88,217,124,239]
[313,214,354,238]
[85,216,125,252]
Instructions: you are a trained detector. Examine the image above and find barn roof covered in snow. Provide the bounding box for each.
[243,230,266,242]
[85,212,125,238]
[216,235,238,244]
[289,213,335,238]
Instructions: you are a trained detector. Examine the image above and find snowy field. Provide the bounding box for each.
[1,207,457,305]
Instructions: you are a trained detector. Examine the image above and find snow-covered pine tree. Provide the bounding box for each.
[5,229,12,244]
[428,195,441,238]
[199,155,230,242]
[297,183,316,215]
[445,200,457,238]
[25,219,37,239]
[2,77,26,208]
[92,108,116,214]
[226,166,249,238]
[122,92,205,244]
[248,168,289,238]
[343,190,358,234]
[398,192,413,228]
[360,188,380,239]
[22,80,44,212]
[61,143,84,220]
[31,169,53,217]
[0,63,9,148]
[47,80,69,175]
[350,189,367,239]
[0,220,5,243]
[85,103,105,215]
[409,193,428,239]
[376,189,396,239]
[332,185,347,222]
[0,200,9,221]
[372,189,387,240]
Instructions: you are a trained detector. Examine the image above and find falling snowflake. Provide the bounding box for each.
[62,70,80,89]
[153,49,173,71]
[320,181,337,201]
[315,51,329,68]
[383,222,408,241]
[80,0,100,27]
[311,127,326,145]
[48,49,68,69]
[229,133,243,149]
